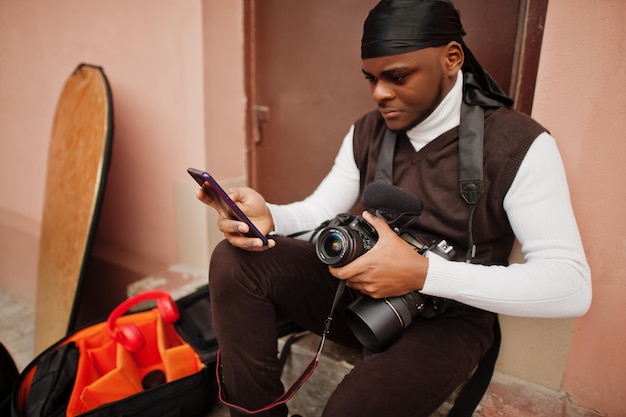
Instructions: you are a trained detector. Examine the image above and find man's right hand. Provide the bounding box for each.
[196,186,275,251]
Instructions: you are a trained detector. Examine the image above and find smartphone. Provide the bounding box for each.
[187,168,269,245]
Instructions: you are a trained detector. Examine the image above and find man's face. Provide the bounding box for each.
[361,46,458,131]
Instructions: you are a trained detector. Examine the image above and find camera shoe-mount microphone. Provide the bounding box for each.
[363,182,423,233]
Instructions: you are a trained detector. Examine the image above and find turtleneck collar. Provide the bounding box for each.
[405,70,462,152]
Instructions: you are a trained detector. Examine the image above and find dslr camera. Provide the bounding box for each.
[316,213,378,268]
[315,212,455,352]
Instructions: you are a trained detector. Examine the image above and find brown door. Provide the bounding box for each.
[245,0,547,204]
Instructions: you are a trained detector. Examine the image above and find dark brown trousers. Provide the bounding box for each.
[209,236,496,417]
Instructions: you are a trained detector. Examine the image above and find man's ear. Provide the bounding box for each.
[443,41,464,73]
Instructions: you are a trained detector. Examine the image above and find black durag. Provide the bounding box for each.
[361,0,513,108]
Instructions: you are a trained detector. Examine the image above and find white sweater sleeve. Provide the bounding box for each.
[421,132,591,318]
[267,126,361,238]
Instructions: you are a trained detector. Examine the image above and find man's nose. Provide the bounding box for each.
[372,81,394,103]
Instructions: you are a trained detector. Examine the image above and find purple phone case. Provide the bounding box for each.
[188,168,269,245]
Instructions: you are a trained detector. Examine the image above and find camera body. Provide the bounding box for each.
[315,212,455,352]
[315,213,379,267]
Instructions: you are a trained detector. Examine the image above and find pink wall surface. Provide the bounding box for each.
[533,0,626,415]
[0,1,246,301]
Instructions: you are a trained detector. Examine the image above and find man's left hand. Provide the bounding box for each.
[329,211,429,298]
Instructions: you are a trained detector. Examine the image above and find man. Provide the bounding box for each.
[197,1,591,416]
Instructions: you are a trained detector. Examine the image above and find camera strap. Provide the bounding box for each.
[458,101,485,262]
[375,128,397,183]
[215,281,347,415]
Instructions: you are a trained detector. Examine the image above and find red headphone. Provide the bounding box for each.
[107,290,180,352]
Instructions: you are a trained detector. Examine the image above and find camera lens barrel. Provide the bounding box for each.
[344,292,425,353]
[316,227,361,267]
[315,214,378,267]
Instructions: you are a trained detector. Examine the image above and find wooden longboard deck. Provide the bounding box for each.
[35,64,113,353]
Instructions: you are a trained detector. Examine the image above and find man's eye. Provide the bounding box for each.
[364,75,377,83]
[392,75,406,83]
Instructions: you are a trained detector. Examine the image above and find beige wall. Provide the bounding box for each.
[0,0,245,298]
[533,1,626,415]
[0,1,624,415]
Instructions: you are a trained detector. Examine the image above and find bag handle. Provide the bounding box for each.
[107,290,180,352]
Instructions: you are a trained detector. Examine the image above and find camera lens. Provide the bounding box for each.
[315,213,378,267]
[322,231,345,258]
[344,292,426,352]
[316,227,366,267]
[317,227,352,267]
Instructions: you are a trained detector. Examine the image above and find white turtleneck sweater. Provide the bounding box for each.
[267,72,591,318]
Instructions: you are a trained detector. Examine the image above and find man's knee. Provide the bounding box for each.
[210,239,236,270]
[209,240,249,296]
